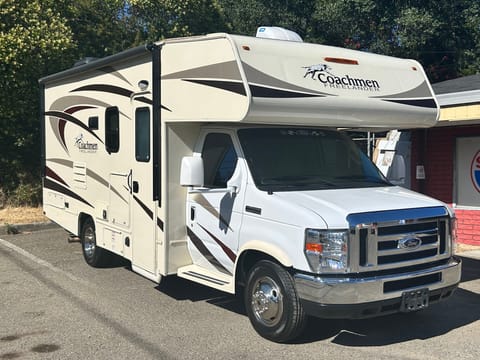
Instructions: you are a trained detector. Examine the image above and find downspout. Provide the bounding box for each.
[148,43,162,206]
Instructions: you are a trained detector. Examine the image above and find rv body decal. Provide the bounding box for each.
[197,223,237,262]
[187,227,232,275]
[383,98,437,109]
[44,178,93,208]
[46,110,103,154]
[45,166,69,188]
[132,194,164,231]
[46,158,128,205]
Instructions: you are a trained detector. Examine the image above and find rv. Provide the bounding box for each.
[40,28,461,342]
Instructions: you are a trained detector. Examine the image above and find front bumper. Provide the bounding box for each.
[294,256,461,319]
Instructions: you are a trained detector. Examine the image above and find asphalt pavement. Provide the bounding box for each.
[1,226,479,359]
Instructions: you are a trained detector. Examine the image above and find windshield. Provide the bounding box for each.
[238,128,391,192]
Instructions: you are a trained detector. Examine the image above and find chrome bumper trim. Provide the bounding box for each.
[294,257,461,305]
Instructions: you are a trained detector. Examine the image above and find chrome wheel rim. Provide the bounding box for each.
[83,226,96,260]
[251,276,283,327]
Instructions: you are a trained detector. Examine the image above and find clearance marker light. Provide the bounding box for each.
[242,45,251,51]
[324,57,359,65]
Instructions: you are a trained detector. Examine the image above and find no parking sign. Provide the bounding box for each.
[471,150,480,193]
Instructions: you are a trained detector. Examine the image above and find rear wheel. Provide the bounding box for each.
[81,218,111,267]
[245,260,307,342]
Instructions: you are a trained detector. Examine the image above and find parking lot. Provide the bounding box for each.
[1,227,479,359]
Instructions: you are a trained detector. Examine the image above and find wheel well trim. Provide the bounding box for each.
[237,240,293,268]
[78,212,94,235]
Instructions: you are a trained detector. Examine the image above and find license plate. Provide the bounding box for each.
[400,288,429,312]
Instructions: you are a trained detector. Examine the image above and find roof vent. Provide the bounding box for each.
[255,26,303,42]
[73,57,98,67]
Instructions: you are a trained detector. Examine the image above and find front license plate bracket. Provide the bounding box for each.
[400,288,429,312]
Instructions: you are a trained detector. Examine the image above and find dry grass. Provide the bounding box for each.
[0,206,48,225]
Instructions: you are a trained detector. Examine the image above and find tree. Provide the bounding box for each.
[128,0,228,42]
[309,0,479,81]
[218,0,315,38]
[0,0,74,204]
[66,0,139,59]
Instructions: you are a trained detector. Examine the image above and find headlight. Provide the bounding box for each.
[304,229,348,273]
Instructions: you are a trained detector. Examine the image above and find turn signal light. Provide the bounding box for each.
[305,243,323,253]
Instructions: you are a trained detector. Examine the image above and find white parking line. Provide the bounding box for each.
[0,237,89,286]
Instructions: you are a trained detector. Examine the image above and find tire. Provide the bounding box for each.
[245,260,307,342]
[80,218,111,267]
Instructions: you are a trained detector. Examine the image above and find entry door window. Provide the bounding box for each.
[201,133,238,188]
[456,137,480,208]
[135,107,150,162]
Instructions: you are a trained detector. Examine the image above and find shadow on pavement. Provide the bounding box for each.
[153,255,480,345]
[298,255,480,345]
[155,275,246,316]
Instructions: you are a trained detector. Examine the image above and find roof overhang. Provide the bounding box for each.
[436,89,480,107]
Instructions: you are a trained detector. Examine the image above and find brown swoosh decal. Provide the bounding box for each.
[187,227,231,275]
[191,193,233,231]
[198,224,236,262]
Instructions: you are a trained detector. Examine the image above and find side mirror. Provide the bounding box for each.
[180,156,204,187]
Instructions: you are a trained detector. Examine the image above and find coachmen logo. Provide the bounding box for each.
[398,235,422,250]
[74,133,98,153]
[470,150,480,193]
[302,63,380,92]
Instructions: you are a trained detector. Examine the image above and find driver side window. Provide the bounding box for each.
[202,133,238,188]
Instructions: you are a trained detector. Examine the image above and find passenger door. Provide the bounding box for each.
[187,131,245,276]
[130,101,156,274]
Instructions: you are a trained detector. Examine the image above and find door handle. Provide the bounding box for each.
[190,206,196,221]
[127,169,133,193]
[133,181,139,193]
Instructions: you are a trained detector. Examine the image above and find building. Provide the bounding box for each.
[410,75,480,246]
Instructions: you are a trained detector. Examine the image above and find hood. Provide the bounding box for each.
[274,186,446,229]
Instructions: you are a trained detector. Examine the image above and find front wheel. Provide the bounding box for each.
[245,260,307,342]
[80,218,112,267]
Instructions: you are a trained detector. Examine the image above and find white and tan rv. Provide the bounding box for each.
[40,28,461,342]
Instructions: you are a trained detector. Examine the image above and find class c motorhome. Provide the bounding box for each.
[40,28,461,342]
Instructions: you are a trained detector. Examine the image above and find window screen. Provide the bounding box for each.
[135,107,150,162]
[105,107,119,153]
[202,133,238,188]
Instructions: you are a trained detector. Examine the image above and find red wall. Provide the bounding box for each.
[411,125,480,246]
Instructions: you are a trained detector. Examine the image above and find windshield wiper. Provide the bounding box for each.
[334,175,390,185]
[261,175,336,187]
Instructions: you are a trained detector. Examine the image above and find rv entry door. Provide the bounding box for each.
[130,100,156,275]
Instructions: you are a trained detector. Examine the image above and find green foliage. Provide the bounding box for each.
[218,0,315,37]
[0,0,479,206]
[129,0,227,42]
[0,0,74,204]
[66,0,139,58]
[310,0,479,81]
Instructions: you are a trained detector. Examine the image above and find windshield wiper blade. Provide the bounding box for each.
[334,175,389,184]
[261,175,336,187]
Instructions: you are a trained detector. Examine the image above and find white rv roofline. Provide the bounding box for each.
[39,44,152,85]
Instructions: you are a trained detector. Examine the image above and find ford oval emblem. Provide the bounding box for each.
[398,236,422,250]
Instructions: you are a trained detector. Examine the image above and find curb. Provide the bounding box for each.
[0,221,59,236]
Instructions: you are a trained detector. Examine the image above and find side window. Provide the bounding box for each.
[202,133,238,188]
[135,107,150,162]
[105,107,119,153]
[88,116,99,130]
